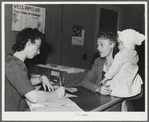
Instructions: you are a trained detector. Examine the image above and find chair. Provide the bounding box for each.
[123,88,144,111]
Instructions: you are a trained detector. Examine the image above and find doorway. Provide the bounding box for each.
[94,5,123,54]
[99,8,118,35]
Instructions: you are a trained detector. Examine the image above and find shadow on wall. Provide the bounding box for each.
[133,41,145,111]
[25,41,54,69]
[136,41,145,82]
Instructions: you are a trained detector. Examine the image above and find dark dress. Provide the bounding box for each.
[5,54,35,111]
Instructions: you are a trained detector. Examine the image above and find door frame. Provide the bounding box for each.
[94,5,123,53]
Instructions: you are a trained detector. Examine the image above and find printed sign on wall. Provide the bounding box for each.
[12,4,45,33]
[72,25,85,46]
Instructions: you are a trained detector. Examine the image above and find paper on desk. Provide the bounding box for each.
[65,93,77,98]
[42,97,72,107]
[31,103,83,112]
[65,87,77,93]
[35,85,41,90]
[28,97,83,112]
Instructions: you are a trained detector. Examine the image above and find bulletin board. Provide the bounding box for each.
[11,4,46,33]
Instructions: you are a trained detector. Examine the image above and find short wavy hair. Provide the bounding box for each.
[12,28,45,52]
[97,30,119,58]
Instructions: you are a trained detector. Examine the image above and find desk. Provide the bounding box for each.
[38,86,123,111]
[68,86,123,111]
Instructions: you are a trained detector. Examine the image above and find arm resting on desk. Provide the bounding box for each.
[25,87,65,103]
[25,90,58,103]
[30,77,41,86]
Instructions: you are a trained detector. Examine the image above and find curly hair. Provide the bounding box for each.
[97,30,119,58]
[12,28,45,52]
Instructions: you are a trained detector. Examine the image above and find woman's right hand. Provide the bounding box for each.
[96,84,112,95]
[55,87,65,98]
[40,75,54,91]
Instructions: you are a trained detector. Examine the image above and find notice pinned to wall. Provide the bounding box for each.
[72,25,85,46]
[11,4,46,33]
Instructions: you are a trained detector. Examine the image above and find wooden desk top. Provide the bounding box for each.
[68,86,123,111]
[39,85,123,111]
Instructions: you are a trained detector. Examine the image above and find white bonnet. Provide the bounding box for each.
[118,29,145,49]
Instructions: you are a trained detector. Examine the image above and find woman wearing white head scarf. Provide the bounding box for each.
[100,29,145,111]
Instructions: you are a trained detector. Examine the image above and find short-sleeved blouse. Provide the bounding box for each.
[5,54,35,111]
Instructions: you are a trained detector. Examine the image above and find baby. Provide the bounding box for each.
[100,29,145,98]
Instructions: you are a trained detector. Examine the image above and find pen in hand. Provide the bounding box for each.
[59,75,62,87]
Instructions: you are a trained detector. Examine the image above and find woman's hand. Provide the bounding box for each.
[40,75,54,91]
[54,86,65,98]
[96,84,112,95]
[100,78,109,85]
[100,79,107,85]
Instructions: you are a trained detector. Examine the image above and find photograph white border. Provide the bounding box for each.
[1,1,148,121]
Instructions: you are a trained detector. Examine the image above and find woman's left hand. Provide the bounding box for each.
[40,75,54,91]
[100,85,112,95]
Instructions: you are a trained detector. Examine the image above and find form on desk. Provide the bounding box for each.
[32,85,122,111]
[27,86,83,112]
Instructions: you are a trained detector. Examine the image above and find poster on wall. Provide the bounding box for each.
[72,25,85,46]
[11,4,45,33]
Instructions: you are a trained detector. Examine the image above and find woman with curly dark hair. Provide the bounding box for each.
[5,28,65,111]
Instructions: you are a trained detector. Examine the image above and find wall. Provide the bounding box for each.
[61,5,96,69]
[5,4,97,70]
[121,5,145,81]
[5,4,145,70]
[121,5,144,33]
[5,4,63,66]
[5,5,16,56]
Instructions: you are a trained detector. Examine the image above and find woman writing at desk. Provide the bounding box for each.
[5,28,65,111]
